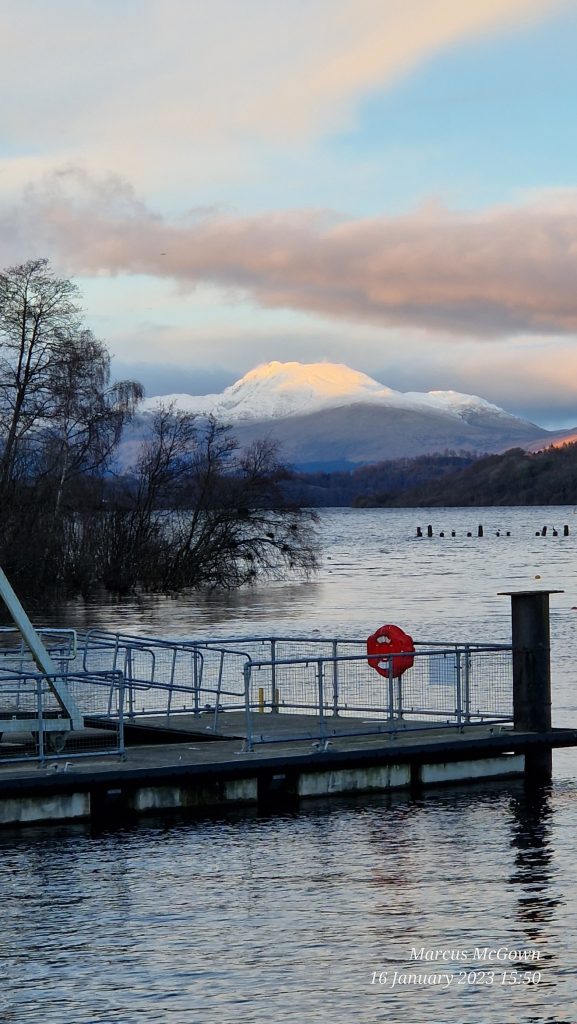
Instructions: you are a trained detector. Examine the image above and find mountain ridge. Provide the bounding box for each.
[136,361,574,469]
[142,361,539,424]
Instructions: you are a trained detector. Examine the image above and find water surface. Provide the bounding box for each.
[3,507,577,1023]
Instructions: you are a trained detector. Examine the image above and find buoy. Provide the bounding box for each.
[367,624,415,679]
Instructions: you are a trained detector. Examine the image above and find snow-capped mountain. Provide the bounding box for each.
[137,360,561,470]
[141,360,533,427]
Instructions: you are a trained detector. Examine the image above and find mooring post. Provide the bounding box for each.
[499,589,563,780]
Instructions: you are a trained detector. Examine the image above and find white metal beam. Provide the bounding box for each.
[0,566,82,728]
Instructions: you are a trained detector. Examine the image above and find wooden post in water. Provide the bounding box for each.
[499,589,563,781]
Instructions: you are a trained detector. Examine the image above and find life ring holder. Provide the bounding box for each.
[366,624,415,678]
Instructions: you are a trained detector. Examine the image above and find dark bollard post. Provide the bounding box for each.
[478,524,483,537]
[416,527,423,537]
[564,525,569,536]
[427,525,433,538]
[499,589,563,781]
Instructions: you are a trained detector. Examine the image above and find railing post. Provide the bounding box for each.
[499,589,563,780]
[463,646,471,722]
[331,640,339,717]
[387,660,395,722]
[167,648,177,717]
[36,677,45,762]
[125,647,135,719]
[317,659,325,743]
[192,648,200,716]
[243,662,254,752]
[455,649,462,728]
[213,650,225,732]
[271,639,278,713]
[117,673,125,757]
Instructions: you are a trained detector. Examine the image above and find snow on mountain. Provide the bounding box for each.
[141,360,526,426]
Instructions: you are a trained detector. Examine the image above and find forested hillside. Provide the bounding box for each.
[288,444,577,507]
[286,453,478,506]
[359,445,577,507]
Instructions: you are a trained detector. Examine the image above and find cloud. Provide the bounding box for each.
[0,0,567,190]
[4,170,577,338]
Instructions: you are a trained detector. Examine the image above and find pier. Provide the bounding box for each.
[1,591,576,826]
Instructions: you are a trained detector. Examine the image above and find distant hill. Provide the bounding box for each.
[362,443,577,507]
[284,453,478,507]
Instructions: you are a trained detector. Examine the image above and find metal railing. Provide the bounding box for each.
[77,630,252,731]
[0,629,513,757]
[0,669,124,763]
[0,627,78,671]
[241,642,513,750]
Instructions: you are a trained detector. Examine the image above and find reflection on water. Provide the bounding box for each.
[3,782,577,1024]
[509,784,561,942]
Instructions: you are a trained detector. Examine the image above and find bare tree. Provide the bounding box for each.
[0,259,82,492]
[0,259,318,599]
[98,407,319,593]
[0,258,143,593]
[42,330,143,519]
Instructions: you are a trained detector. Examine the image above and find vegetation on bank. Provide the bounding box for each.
[0,259,318,600]
[290,444,577,508]
[286,453,479,507]
[376,444,577,507]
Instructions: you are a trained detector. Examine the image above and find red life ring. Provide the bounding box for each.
[366,624,415,679]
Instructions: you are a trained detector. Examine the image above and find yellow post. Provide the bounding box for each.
[258,687,265,713]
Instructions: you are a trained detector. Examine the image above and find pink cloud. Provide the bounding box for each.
[4,170,577,338]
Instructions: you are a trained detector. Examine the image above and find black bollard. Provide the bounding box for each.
[564,525,569,536]
[499,589,563,781]
[451,530,456,537]
[541,526,547,536]
[416,527,423,537]
[478,524,483,537]
[427,525,433,538]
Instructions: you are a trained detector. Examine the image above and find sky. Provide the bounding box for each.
[1,0,577,427]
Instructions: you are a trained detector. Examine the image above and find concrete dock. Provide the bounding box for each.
[2,713,577,826]
[1,588,576,827]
